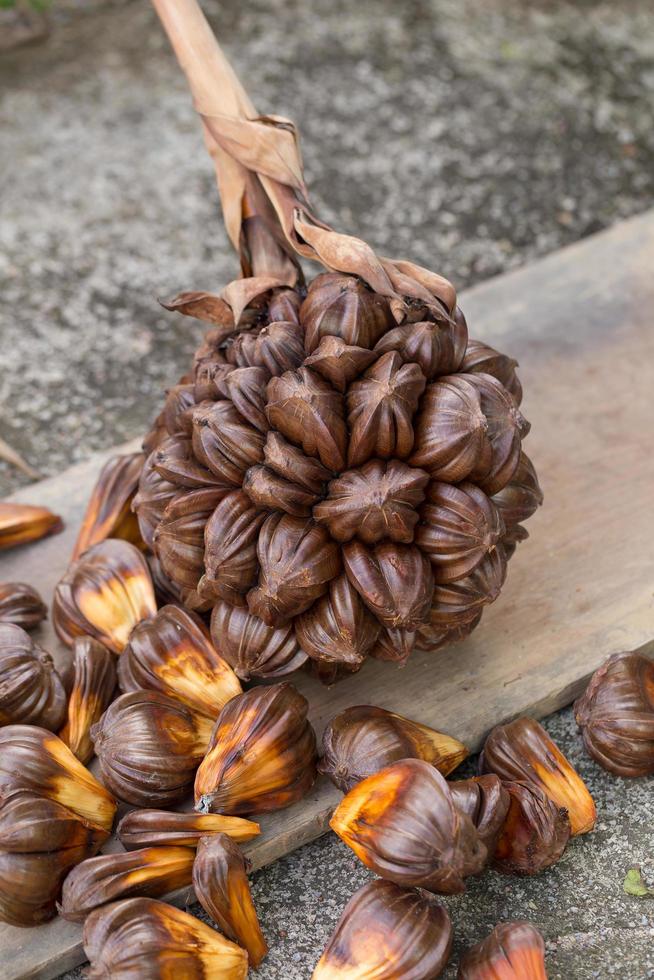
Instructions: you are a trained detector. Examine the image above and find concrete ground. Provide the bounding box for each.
[1,0,653,977]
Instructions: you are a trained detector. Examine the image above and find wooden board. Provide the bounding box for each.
[2,209,654,978]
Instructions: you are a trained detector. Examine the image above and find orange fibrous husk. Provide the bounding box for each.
[53,539,157,653]
[458,920,548,979]
[72,452,145,560]
[117,808,260,850]
[330,758,486,894]
[194,683,317,815]
[58,637,117,764]
[83,897,248,978]
[193,833,268,968]
[319,704,468,792]
[480,716,596,836]
[0,502,63,551]
[118,604,242,719]
[0,726,116,833]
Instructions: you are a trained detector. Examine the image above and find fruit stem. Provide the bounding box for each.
[150,0,255,120]
[150,0,298,281]
[149,0,455,315]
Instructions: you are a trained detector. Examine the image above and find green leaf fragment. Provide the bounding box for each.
[623,867,654,898]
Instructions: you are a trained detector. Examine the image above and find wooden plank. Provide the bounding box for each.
[2,209,654,978]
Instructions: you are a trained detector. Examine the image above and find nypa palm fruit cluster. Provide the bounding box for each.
[130,0,541,686]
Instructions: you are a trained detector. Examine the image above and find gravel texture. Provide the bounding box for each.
[1,1,653,976]
[1,0,654,494]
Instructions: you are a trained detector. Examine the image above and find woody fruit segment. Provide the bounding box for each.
[313,879,452,979]
[480,716,596,836]
[83,897,247,978]
[330,759,487,894]
[319,704,468,792]
[458,920,548,979]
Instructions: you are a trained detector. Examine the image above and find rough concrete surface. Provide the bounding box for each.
[1,0,653,977]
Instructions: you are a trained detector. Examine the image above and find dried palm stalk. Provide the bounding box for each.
[134,0,540,679]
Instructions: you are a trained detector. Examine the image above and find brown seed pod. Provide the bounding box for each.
[263,430,331,494]
[83,897,248,978]
[492,780,570,876]
[0,623,67,730]
[0,726,116,832]
[194,683,317,815]
[59,637,117,764]
[118,605,242,719]
[60,846,196,923]
[346,352,426,467]
[416,481,505,583]
[132,452,178,550]
[490,451,542,529]
[243,464,319,517]
[369,626,417,665]
[269,288,301,324]
[416,610,482,653]
[194,354,234,403]
[0,582,47,631]
[319,705,468,792]
[312,878,453,980]
[147,554,182,606]
[193,833,268,968]
[373,314,467,379]
[314,460,430,545]
[0,789,108,855]
[53,539,157,653]
[265,367,347,472]
[300,272,394,353]
[192,399,265,485]
[91,691,213,807]
[295,574,380,671]
[201,490,266,604]
[426,549,507,630]
[480,716,596,835]
[0,502,63,551]
[152,433,224,489]
[465,373,530,495]
[228,321,305,376]
[154,486,229,605]
[162,382,196,436]
[304,335,377,392]
[458,921,547,979]
[574,651,654,777]
[330,759,487,894]
[0,842,105,928]
[247,513,341,626]
[343,541,433,631]
[210,600,307,680]
[501,523,530,562]
[448,775,510,859]
[461,338,523,405]
[117,809,260,850]
[216,365,271,432]
[73,452,145,560]
[127,8,542,681]
[409,376,491,482]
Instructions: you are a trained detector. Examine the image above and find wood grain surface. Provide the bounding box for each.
[2,210,654,978]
